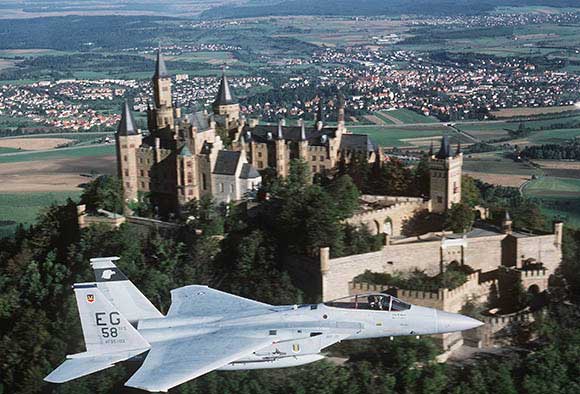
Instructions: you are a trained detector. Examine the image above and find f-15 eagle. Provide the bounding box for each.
[45,257,482,392]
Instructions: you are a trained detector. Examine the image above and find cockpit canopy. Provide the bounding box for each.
[324,292,411,312]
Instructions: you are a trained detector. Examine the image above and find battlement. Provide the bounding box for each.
[481,309,535,327]
[521,268,548,278]
[349,271,498,313]
[351,200,426,220]
[360,195,425,204]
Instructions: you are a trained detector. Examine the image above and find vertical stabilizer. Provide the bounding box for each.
[91,257,164,323]
[73,284,150,353]
[44,284,149,384]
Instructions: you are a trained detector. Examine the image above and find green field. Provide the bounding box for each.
[455,114,580,142]
[0,147,23,154]
[351,126,466,147]
[528,128,580,144]
[375,109,439,125]
[0,144,115,163]
[372,112,396,125]
[464,152,540,176]
[1,132,113,143]
[0,191,81,238]
[523,177,580,228]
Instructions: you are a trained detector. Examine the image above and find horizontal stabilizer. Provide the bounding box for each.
[91,257,163,323]
[44,349,148,384]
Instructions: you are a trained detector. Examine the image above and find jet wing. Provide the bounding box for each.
[45,349,148,383]
[166,285,272,317]
[124,334,272,392]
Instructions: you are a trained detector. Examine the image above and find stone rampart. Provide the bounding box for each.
[348,271,497,313]
[346,196,430,236]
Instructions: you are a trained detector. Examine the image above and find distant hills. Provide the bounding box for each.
[201,0,580,19]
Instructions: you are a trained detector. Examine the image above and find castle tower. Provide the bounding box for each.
[298,119,309,161]
[337,94,346,135]
[176,145,197,205]
[151,48,174,131]
[212,70,240,129]
[502,211,513,234]
[428,135,463,213]
[116,101,142,202]
[316,98,324,131]
[275,120,288,177]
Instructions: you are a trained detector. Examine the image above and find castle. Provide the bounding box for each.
[116,49,378,212]
[116,50,262,214]
[112,50,561,352]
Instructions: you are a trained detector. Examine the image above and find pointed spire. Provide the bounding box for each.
[300,119,307,141]
[117,100,137,136]
[435,134,452,159]
[428,140,434,156]
[316,99,324,123]
[213,68,237,107]
[277,120,284,139]
[154,46,168,79]
[505,211,511,221]
[337,93,346,124]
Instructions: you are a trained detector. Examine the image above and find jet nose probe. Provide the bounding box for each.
[435,310,484,333]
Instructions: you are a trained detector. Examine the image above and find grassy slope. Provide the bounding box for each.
[523,177,580,228]
[0,147,23,154]
[0,144,115,163]
[0,191,81,237]
[387,109,439,124]
[351,127,444,147]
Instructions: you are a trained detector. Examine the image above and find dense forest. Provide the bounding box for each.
[521,141,580,160]
[1,159,579,393]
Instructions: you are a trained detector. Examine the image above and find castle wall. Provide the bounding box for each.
[319,229,556,302]
[321,241,446,301]
[515,233,561,273]
[346,196,429,236]
[348,271,497,314]
[462,235,506,273]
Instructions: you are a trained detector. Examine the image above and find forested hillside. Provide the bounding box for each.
[1,160,579,393]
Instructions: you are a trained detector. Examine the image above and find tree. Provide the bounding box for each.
[401,209,445,237]
[181,196,224,236]
[285,158,311,194]
[326,175,360,219]
[80,175,124,214]
[128,192,155,217]
[345,153,371,192]
[461,175,481,207]
[412,156,430,197]
[444,203,475,233]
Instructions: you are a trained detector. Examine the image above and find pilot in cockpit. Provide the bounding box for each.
[367,294,391,311]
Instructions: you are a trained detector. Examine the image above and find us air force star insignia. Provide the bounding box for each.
[86,294,95,303]
[101,269,116,280]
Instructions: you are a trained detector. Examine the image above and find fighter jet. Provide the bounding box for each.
[45,256,483,392]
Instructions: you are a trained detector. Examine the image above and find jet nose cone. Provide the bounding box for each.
[436,310,484,333]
